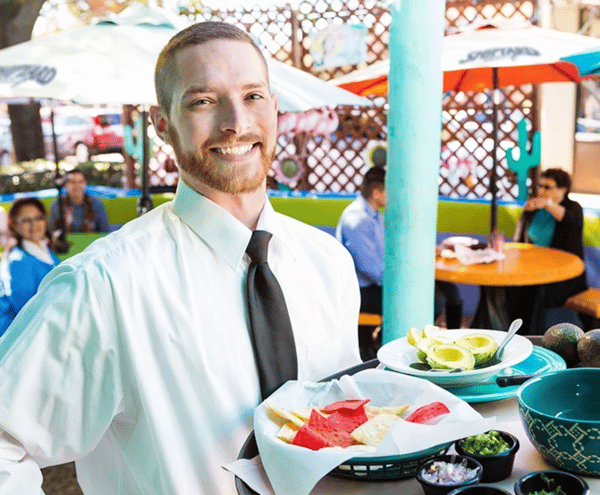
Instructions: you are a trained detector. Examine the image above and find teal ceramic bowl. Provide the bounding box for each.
[517,368,600,476]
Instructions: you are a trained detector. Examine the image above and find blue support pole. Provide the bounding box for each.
[382,1,445,343]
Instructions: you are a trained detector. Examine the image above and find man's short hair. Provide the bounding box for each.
[540,168,571,194]
[154,21,269,114]
[361,166,386,199]
[66,169,87,182]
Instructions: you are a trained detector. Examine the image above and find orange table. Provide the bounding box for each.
[435,243,585,331]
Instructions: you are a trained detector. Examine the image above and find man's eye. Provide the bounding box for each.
[248,93,264,100]
[190,98,210,107]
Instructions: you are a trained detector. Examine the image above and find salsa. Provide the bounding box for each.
[420,459,479,485]
[459,430,510,455]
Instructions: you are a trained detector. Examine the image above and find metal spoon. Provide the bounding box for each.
[481,318,523,368]
[498,318,523,358]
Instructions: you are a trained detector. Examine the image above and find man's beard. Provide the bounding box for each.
[168,127,274,194]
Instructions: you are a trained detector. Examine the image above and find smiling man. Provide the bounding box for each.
[0,22,361,495]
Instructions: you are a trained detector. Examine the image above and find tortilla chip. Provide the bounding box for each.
[365,404,410,420]
[265,401,306,428]
[350,413,400,447]
[276,422,299,444]
[291,407,321,423]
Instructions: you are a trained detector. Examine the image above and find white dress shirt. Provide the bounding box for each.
[0,180,361,495]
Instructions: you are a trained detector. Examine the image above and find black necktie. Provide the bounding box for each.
[246,230,298,399]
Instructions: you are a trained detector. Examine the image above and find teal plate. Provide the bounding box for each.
[449,346,566,403]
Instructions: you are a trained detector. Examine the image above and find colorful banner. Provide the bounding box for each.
[277,108,339,136]
[310,24,367,72]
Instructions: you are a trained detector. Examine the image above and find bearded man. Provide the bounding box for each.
[0,22,360,495]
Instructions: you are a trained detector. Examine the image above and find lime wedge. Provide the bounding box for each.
[422,324,440,339]
[407,327,423,346]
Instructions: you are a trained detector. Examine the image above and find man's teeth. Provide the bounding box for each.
[215,144,253,155]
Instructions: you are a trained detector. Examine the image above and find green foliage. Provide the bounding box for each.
[0,159,124,194]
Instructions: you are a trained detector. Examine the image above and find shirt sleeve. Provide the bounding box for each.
[336,247,362,367]
[0,262,123,493]
[559,199,583,231]
[92,198,111,233]
[342,218,384,286]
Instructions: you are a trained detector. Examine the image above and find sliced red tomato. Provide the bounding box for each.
[308,409,329,429]
[320,399,370,414]
[405,401,450,424]
[292,425,334,450]
[292,423,356,450]
[324,409,368,433]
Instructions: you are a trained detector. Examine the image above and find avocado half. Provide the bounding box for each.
[455,334,499,367]
[426,343,475,370]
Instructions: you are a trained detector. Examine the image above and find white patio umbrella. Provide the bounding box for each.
[332,18,600,232]
[0,5,183,105]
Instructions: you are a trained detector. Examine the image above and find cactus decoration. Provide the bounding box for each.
[124,113,146,165]
[506,119,541,201]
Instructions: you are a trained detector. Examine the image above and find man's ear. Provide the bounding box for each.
[150,105,170,144]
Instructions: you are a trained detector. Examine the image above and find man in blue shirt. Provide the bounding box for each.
[336,166,464,357]
[336,166,386,317]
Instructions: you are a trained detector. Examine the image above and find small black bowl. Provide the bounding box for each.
[514,470,590,495]
[447,486,512,495]
[454,430,519,482]
[415,454,483,495]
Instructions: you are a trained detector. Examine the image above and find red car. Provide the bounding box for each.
[43,109,124,162]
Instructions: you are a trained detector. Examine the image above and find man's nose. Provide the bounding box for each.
[218,100,249,134]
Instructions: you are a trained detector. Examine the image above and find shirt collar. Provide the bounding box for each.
[359,195,380,219]
[22,239,54,265]
[172,180,297,270]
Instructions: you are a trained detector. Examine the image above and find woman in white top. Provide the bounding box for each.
[0,197,60,337]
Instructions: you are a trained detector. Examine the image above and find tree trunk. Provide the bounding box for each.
[7,102,45,161]
[0,0,48,163]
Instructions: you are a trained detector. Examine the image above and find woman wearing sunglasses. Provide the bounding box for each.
[0,197,60,336]
[510,168,588,333]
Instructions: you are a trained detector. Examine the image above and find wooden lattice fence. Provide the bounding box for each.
[131,0,537,200]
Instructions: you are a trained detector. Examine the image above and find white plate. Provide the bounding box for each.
[377,329,534,388]
[439,248,457,259]
[442,236,479,248]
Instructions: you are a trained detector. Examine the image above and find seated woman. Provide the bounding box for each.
[510,168,587,333]
[0,198,60,337]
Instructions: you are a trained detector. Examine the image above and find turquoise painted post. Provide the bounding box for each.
[383,1,445,343]
[124,114,146,165]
